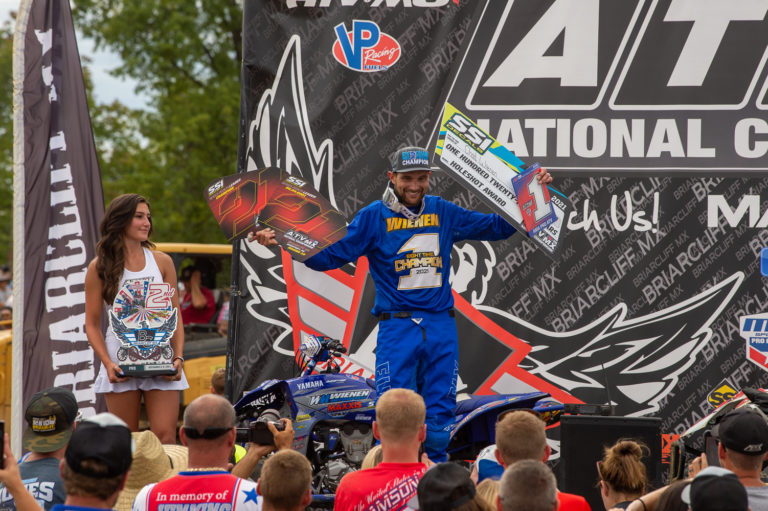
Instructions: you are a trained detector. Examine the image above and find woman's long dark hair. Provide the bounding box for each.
[96,194,155,304]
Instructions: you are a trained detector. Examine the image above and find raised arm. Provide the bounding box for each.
[249,206,378,272]
[0,435,43,511]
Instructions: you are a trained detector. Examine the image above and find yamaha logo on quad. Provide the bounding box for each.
[297,380,323,391]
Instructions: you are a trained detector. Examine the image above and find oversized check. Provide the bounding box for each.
[434,102,572,259]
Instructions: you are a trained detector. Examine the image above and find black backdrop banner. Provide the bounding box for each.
[233,0,768,453]
[17,0,105,418]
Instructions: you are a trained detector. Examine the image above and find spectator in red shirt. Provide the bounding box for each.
[334,388,428,511]
[179,266,216,325]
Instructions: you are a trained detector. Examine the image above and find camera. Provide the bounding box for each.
[235,410,285,445]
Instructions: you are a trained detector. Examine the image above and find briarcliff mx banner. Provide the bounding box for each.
[14,0,105,423]
[232,0,768,458]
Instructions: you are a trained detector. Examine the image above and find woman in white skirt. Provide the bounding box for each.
[85,194,187,443]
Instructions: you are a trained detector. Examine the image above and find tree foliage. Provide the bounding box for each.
[0,14,102,266]
[73,0,243,243]
[0,1,242,267]
[0,20,15,264]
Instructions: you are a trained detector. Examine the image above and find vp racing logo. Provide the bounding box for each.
[333,20,401,72]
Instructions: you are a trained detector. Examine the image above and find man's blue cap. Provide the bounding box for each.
[390,146,431,173]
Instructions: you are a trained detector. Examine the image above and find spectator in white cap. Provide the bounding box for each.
[681,466,748,511]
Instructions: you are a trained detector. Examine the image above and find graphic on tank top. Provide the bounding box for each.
[109,277,178,371]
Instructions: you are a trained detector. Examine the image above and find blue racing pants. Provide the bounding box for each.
[374,310,458,462]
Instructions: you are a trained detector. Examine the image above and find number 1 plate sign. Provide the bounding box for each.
[434,102,573,259]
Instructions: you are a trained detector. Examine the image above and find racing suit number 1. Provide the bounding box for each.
[397,233,442,290]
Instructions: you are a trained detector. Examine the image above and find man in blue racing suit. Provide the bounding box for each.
[253,146,552,461]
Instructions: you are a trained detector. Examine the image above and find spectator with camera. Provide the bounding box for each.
[621,406,768,511]
[655,407,768,511]
[706,407,768,509]
[132,394,292,510]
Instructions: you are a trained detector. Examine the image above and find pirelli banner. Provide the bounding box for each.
[234,0,768,445]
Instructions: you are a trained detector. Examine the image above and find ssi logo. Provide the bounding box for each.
[445,113,494,153]
[708,380,737,407]
[286,176,307,187]
[333,20,401,72]
[207,179,223,195]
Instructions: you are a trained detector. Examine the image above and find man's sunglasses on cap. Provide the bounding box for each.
[182,426,232,440]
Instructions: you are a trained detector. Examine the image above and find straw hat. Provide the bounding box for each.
[114,430,188,511]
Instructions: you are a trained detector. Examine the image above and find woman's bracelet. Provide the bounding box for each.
[172,355,185,366]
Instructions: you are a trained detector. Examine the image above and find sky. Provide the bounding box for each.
[2,0,149,110]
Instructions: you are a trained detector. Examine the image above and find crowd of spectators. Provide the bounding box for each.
[1,382,767,511]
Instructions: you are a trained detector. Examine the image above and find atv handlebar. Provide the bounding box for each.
[299,335,347,376]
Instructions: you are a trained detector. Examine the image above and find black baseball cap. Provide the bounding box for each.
[389,146,431,173]
[65,413,133,478]
[712,407,768,455]
[681,466,748,511]
[180,266,199,281]
[417,463,476,511]
[23,387,78,452]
